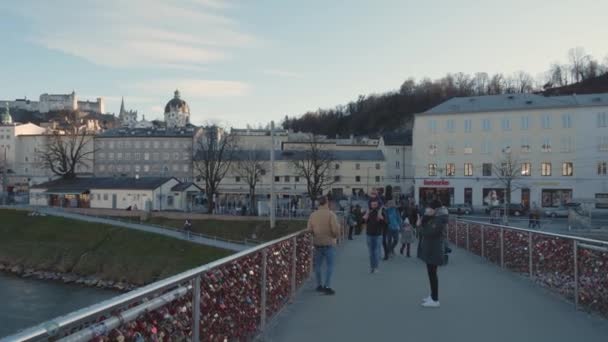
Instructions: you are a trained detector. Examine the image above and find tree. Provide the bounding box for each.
[290,134,337,202]
[232,150,268,215]
[568,47,590,83]
[492,149,523,223]
[194,126,238,214]
[37,114,95,180]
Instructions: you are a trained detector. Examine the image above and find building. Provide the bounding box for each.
[412,92,608,209]
[232,128,288,150]
[3,91,105,114]
[379,132,414,197]
[29,177,202,211]
[164,90,190,128]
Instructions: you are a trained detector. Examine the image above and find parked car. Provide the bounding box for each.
[447,203,473,215]
[485,203,527,216]
[544,206,570,218]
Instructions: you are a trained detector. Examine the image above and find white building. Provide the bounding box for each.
[413,93,608,210]
[379,132,414,197]
[3,91,105,114]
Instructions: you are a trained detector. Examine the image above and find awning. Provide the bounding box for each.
[43,188,89,195]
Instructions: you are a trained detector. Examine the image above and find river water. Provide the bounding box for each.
[0,273,119,338]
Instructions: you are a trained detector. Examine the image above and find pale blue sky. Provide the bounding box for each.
[1,0,607,127]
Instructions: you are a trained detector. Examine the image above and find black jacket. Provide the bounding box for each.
[365,209,387,236]
[417,207,448,266]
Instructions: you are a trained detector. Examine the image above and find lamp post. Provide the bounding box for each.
[269,121,276,228]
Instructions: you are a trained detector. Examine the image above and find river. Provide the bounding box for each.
[0,273,119,338]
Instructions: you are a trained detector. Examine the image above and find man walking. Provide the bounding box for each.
[364,198,386,273]
[307,196,340,295]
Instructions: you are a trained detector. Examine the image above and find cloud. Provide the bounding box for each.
[10,0,255,69]
[262,69,304,79]
[129,79,251,98]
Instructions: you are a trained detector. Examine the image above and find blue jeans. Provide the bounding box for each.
[367,235,383,269]
[314,245,336,288]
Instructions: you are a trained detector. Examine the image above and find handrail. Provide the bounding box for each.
[459,219,608,246]
[5,229,308,342]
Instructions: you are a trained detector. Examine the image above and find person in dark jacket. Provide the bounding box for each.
[418,199,448,308]
[364,199,386,273]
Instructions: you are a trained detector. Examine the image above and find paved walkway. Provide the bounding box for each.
[37,208,248,252]
[265,237,608,342]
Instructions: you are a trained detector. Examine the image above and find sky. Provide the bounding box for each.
[1,0,607,127]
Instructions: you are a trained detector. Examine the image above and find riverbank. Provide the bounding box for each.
[0,209,233,289]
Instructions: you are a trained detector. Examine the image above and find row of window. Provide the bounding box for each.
[97,164,189,173]
[234,175,383,183]
[98,140,191,149]
[97,152,190,161]
[429,114,579,134]
[428,138,575,155]
[427,162,574,177]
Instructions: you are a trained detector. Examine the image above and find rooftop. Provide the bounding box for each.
[31,177,176,191]
[424,92,608,115]
[98,126,198,138]
[213,149,385,162]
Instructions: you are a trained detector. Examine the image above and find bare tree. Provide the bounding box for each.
[232,150,268,215]
[568,47,590,82]
[514,71,535,93]
[37,115,95,180]
[488,73,505,95]
[290,134,337,202]
[473,72,489,95]
[194,126,238,213]
[492,149,524,223]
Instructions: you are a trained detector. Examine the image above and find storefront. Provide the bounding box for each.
[541,189,572,208]
[419,179,454,206]
[482,188,506,206]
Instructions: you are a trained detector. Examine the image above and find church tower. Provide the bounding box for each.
[119,97,138,127]
[164,90,190,128]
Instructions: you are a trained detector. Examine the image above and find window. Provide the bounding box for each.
[355,163,360,170]
[481,141,491,154]
[598,162,607,175]
[560,137,573,153]
[275,176,280,182]
[135,141,141,148]
[396,148,400,154]
[124,152,131,160]
[285,176,290,182]
[144,153,149,161]
[183,164,189,172]
[375,163,380,170]
[117,141,123,149]
[375,176,380,182]
[482,119,491,131]
[562,114,572,128]
[144,141,150,148]
[174,141,180,148]
[464,163,473,176]
[562,162,573,176]
[167,196,174,206]
[173,152,180,160]
[501,118,511,131]
[235,176,241,182]
[429,120,437,134]
[428,164,437,176]
[163,153,170,161]
[164,141,170,148]
[125,141,131,149]
[542,138,551,152]
[482,163,492,176]
[103,194,108,201]
[464,143,472,154]
[144,165,150,172]
[334,176,341,182]
[541,162,552,176]
[295,176,299,182]
[395,161,400,169]
[117,165,123,172]
[134,153,141,160]
[335,163,340,170]
[154,141,159,149]
[428,144,438,155]
[99,153,105,160]
[172,164,179,172]
[446,163,455,176]
[99,165,105,172]
[447,144,455,155]
[541,114,551,129]
[153,152,160,160]
[134,165,141,172]
[597,112,608,127]
[599,137,608,151]
[183,152,189,161]
[521,116,529,130]
[464,119,472,133]
[24,156,28,162]
[521,162,531,176]
[117,152,123,160]
[446,119,455,132]
[520,137,531,153]
[99,141,105,148]
[355,176,361,182]
[261,169,266,176]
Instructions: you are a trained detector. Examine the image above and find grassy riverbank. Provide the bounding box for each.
[144,217,306,242]
[0,209,232,285]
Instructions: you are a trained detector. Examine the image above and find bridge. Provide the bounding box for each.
[3,219,608,342]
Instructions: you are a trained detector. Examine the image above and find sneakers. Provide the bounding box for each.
[323,287,336,295]
[421,296,432,303]
[370,268,379,274]
[316,285,325,292]
[421,299,440,308]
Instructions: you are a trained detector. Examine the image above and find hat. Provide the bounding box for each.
[429,199,443,209]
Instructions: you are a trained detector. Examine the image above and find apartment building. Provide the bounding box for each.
[413,93,608,209]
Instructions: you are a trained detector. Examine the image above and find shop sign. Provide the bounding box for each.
[423,179,450,186]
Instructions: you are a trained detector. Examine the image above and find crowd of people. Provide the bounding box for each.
[307,190,450,308]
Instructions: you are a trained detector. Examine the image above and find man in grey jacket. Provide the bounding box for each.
[418,199,448,308]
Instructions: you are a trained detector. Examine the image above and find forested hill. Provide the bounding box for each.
[282,48,608,137]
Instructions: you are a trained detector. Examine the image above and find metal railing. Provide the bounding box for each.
[448,219,608,318]
[3,229,316,342]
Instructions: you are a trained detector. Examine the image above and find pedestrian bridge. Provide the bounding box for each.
[4,220,608,342]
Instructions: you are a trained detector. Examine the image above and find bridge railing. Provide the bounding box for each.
[5,230,314,342]
[448,219,608,318]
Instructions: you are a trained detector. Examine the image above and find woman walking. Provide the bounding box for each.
[418,199,448,308]
[399,217,415,257]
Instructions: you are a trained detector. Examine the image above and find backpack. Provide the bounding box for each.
[387,208,402,231]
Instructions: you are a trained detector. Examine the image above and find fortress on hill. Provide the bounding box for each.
[2,91,105,113]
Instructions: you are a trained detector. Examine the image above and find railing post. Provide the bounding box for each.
[481,226,485,259]
[192,275,201,342]
[528,231,533,278]
[500,228,505,268]
[466,223,470,251]
[260,249,268,331]
[573,240,579,310]
[290,236,297,301]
